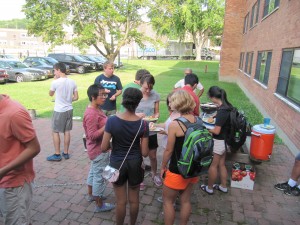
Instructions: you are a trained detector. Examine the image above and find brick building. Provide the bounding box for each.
[220,0,300,155]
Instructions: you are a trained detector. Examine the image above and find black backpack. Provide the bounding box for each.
[225,108,252,152]
[175,117,214,178]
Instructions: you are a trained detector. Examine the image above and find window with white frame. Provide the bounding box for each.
[250,0,260,28]
[276,48,300,106]
[263,0,279,18]
[239,52,245,70]
[243,13,249,34]
[244,52,254,75]
[254,51,272,86]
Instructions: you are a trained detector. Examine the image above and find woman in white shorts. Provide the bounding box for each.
[200,86,233,195]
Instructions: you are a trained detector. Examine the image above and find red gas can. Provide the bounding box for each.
[250,124,276,161]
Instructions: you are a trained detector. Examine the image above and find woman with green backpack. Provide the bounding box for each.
[160,90,199,225]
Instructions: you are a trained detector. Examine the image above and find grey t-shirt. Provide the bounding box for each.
[136,90,160,116]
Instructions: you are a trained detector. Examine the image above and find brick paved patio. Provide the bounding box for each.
[1,118,299,225]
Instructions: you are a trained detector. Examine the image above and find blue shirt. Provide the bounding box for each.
[94,74,122,111]
[105,116,149,161]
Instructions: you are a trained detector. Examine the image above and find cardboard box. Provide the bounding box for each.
[230,162,256,190]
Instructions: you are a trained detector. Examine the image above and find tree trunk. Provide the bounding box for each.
[193,31,205,61]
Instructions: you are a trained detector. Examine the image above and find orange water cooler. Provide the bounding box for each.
[250,124,276,161]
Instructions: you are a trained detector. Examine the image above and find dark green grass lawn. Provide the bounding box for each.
[1,59,281,143]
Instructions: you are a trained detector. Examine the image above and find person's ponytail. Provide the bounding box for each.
[220,88,233,109]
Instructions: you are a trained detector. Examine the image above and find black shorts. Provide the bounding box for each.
[149,134,158,150]
[110,158,144,187]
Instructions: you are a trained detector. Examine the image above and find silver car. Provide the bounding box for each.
[0,59,48,82]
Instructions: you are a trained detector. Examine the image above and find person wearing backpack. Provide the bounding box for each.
[200,86,233,195]
[160,90,199,225]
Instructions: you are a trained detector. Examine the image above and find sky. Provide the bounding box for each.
[0,0,25,20]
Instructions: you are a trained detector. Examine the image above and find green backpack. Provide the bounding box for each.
[175,117,214,178]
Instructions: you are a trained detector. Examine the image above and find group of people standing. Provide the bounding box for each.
[79,63,236,225]
[0,61,242,225]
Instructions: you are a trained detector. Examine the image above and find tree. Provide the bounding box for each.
[23,0,149,61]
[148,0,224,60]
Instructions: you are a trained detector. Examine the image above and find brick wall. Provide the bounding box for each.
[219,0,245,81]
[220,0,300,153]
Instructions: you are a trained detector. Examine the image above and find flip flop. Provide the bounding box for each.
[200,184,214,195]
[213,184,228,193]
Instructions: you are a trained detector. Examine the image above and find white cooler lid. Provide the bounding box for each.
[252,124,276,134]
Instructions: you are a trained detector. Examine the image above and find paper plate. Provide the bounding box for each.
[202,117,216,125]
[143,117,158,122]
[72,116,82,120]
[149,127,164,132]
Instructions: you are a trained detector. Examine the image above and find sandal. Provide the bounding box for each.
[200,185,214,195]
[213,184,228,193]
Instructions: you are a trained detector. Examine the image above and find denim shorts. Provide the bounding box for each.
[0,182,33,225]
[87,153,109,197]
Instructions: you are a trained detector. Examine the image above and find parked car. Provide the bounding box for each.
[201,48,215,60]
[48,53,96,74]
[0,54,19,60]
[0,69,8,84]
[0,59,48,82]
[23,56,70,75]
[23,58,53,78]
[93,55,123,68]
[80,55,103,71]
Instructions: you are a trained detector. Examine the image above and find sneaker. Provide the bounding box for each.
[94,203,115,212]
[274,181,289,191]
[47,154,62,161]
[284,185,300,196]
[153,175,162,187]
[62,152,70,159]
[140,182,146,191]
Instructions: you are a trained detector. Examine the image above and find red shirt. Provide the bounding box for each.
[83,107,107,160]
[181,85,200,116]
[0,95,36,188]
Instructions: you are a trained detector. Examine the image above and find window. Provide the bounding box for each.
[239,52,245,70]
[244,52,254,75]
[276,49,300,106]
[65,55,73,61]
[21,33,29,38]
[263,0,279,17]
[0,40,7,45]
[254,51,272,86]
[250,0,260,28]
[243,13,249,34]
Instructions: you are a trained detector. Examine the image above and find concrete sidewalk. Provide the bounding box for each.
[1,118,299,225]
